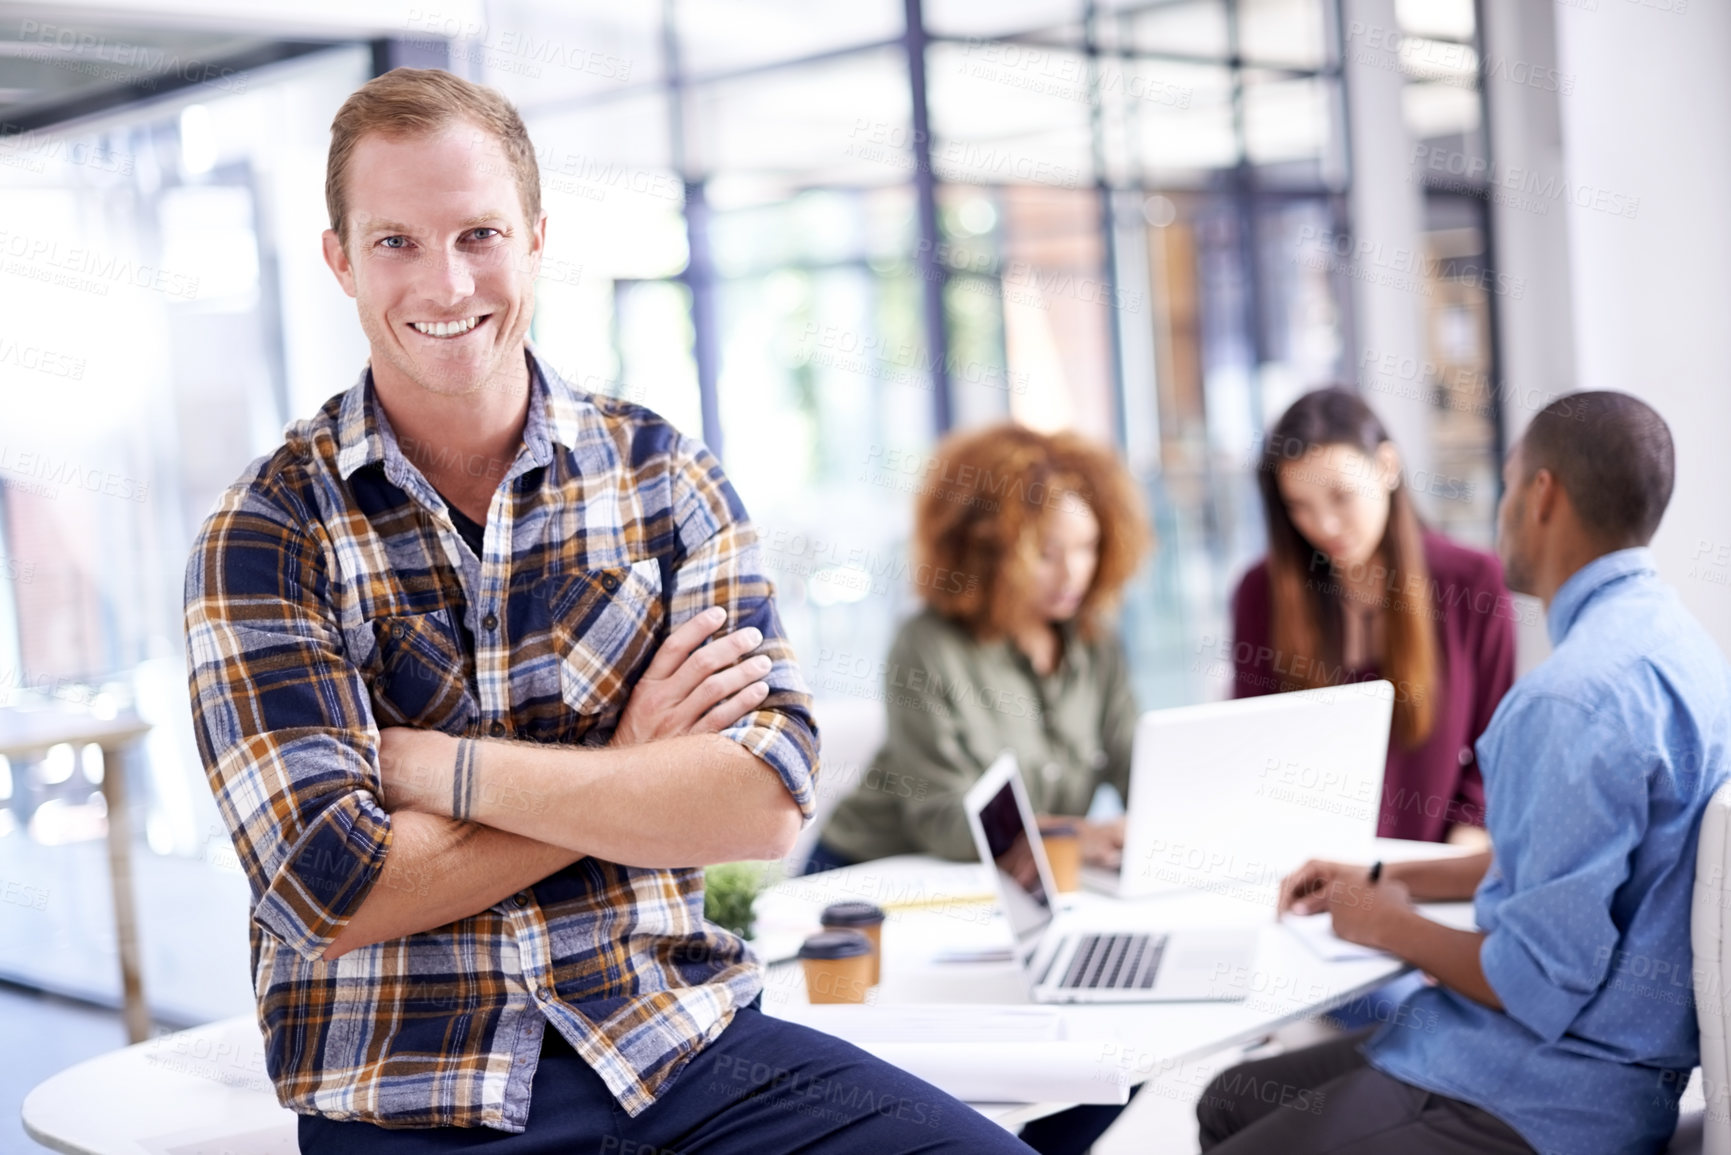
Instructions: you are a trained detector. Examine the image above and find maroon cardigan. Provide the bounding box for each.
[1229,531,1517,842]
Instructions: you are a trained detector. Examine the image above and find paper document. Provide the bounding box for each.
[860,1042,1130,1105]
[776,1005,1125,1104]
[780,1004,1065,1045]
[1281,913,1389,962]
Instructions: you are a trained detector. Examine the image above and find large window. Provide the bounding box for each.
[476,0,1374,710]
[0,1,1497,1024]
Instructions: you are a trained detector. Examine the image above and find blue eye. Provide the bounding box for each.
[470,228,500,241]
[380,236,408,250]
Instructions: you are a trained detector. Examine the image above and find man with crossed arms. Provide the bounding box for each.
[186,67,1033,1153]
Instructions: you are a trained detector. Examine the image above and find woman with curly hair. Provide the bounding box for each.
[813,422,1152,872]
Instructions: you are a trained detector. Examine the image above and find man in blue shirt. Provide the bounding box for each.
[1197,391,1731,1154]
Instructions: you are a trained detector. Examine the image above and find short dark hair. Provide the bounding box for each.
[1520,391,1674,546]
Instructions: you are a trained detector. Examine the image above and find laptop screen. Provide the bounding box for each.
[978,774,1056,947]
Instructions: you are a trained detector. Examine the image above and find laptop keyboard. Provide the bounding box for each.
[1058,933,1168,990]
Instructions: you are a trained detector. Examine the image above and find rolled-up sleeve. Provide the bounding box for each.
[185,482,390,961]
[1476,695,1649,1042]
[666,437,819,818]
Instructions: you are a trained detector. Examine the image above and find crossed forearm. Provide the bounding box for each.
[323,809,581,960]
[395,731,802,868]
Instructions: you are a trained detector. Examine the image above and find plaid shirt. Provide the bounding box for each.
[184,347,817,1130]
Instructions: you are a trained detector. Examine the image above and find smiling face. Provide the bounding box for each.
[321,120,544,401]
[1276,442,1399,571]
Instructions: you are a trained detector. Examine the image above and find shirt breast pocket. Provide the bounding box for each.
[548,558,666,735]
[366,609,478,732]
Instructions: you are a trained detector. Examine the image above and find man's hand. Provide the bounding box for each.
[612,607,771,746]
[1277,858,1418,953]
[377,728,458,815]
[1277,858,1372,917]
[1326,877,1414,951]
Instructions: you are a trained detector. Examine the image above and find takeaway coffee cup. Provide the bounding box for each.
[798,930,873,1004]
[820,901,886,986]
[1038,820,1082,892]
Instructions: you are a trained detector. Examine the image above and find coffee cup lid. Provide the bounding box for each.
[798,930,872,960]
[820,901,886,927]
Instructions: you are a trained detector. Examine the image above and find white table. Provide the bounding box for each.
[753,839,1472,1130]
[23,840,1463,1153]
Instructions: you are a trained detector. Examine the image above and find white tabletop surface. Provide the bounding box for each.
[755,839,1473,1127]
[23,839,1470,1153]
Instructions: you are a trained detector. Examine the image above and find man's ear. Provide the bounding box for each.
[321,228,358,299]
[521,210,549,276]
[1529,467,1561,524]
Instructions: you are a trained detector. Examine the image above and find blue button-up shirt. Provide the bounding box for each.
[1366,548,1731,1155]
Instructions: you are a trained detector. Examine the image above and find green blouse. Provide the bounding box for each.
[818,607,1140,863]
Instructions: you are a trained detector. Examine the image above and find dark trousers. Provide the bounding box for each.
[1196,1028,1534,1154]
[299,1004,1037,1153]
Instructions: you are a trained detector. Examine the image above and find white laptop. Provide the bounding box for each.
[1085,681,1395,900]
[963,754,1255,1003]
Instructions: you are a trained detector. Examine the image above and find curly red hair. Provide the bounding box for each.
[912,423,1152,641]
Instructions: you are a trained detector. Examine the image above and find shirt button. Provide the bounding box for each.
[513,891,530,907]
[490,721,507,738]
[1458,746,1474,766]
[482,611,499,631]
[600,573,620,592]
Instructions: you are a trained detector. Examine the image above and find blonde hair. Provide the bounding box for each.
[325,67,540,247]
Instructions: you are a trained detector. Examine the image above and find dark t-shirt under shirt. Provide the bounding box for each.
[440,494,486,557]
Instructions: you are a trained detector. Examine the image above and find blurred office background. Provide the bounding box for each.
[0,0,1727,1149]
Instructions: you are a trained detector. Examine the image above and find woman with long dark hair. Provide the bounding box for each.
[1231,387,1516,842]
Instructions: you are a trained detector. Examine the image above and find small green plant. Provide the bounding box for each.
[704,861,770,940]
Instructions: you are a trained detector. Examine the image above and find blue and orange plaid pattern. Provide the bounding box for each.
[184,346,818,1130]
